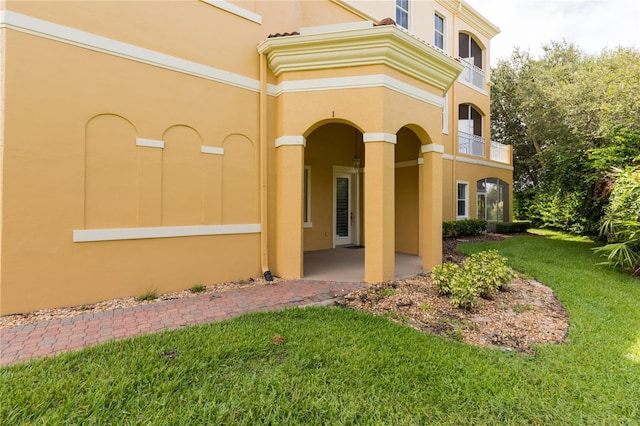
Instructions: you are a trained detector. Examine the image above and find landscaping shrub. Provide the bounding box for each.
[594,166,640,274]
[495,221,532,234]
[431,262,460,295]
[431,250,514,309]
[442,219,487,238]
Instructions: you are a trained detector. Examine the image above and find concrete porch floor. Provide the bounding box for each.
[302,246,424,282]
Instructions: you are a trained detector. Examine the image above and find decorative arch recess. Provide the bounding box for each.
[85,114,137,228]
[222,134,258,224]
[162,125,204,225]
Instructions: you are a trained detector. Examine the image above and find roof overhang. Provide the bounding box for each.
[257,23,464,94]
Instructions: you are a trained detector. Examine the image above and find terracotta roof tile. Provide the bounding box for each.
[267,31,300,38]
[375,17,396,26]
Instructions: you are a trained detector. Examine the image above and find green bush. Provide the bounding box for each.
[431,262,460,295]
[448,273,479,310]
[431,250,514,310]
[495,221,532,233]
[442,219,487,238]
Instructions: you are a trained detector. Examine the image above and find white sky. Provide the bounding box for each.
[465,0,640,65]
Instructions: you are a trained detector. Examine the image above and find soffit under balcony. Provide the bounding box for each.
[257,21,464,94]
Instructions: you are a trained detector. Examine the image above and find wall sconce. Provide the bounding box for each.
[352,130,360,172]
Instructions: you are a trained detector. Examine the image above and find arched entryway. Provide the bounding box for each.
[302,123,428,282]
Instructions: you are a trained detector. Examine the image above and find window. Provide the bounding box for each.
[395,0,409,29]
[457,182,469,219]
[304,166,312,227]
[434,13,445,49]
[458,32,484,88]
[476,178,510,222]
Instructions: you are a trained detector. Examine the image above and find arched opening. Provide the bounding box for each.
[458,32,485,88]
[395,127,422,256]
[303,123,364,251]
[302,122,365,281]
[458,104,485,156]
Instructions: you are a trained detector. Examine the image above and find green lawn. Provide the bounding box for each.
[1,232,639,424]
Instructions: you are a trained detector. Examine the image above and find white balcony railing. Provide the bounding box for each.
[459,58,484,89]
[458,131,485,157]
[490,141,510,164]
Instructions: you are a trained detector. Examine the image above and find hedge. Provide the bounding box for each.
[442,219,487,238]
[495,221,532,234]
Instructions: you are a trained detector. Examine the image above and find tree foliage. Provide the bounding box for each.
[491,43,640,235]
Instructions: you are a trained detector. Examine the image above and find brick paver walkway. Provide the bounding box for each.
[0,280,366,367]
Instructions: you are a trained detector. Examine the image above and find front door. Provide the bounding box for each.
[334,172,354,246]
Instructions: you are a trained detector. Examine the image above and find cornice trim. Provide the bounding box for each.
[258,24,464,93]
[435,0,500,39]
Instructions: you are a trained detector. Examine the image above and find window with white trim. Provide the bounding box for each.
[395,0,409,29]
[457,182,469,219]
[434,13,445,50]
[304,166,312,227]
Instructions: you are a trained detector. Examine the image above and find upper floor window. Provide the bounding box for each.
[458,104,484,156]
[396,0,409,29]
[458,33,484,88]
[434,13,445,49]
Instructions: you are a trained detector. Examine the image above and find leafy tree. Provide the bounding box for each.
[491,43,640,234]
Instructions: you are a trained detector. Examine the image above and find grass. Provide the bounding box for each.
[135,288,158,302]
[1,231,639,424]
[189,283,207,293]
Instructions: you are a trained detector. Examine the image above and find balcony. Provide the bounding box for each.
[490,141,510,164]
[458,131,484,157]
[459,58,484,89]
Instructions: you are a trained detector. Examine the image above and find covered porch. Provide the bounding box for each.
[302,248,423,282]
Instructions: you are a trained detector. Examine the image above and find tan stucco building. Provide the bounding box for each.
[0,0,512,315]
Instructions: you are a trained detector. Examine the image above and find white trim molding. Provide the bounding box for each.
[363,133,397,144]
[0,11,261,93]
[74,224,260,242]
[417,158,425,165]
[200,0,262,24]
[136,137,164,149]
[275,135,306,148]
[268,74,444,108]
[455,155,514,171]
[421,144,445,154]
[442,153,454,161]
[201,145,224,155]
